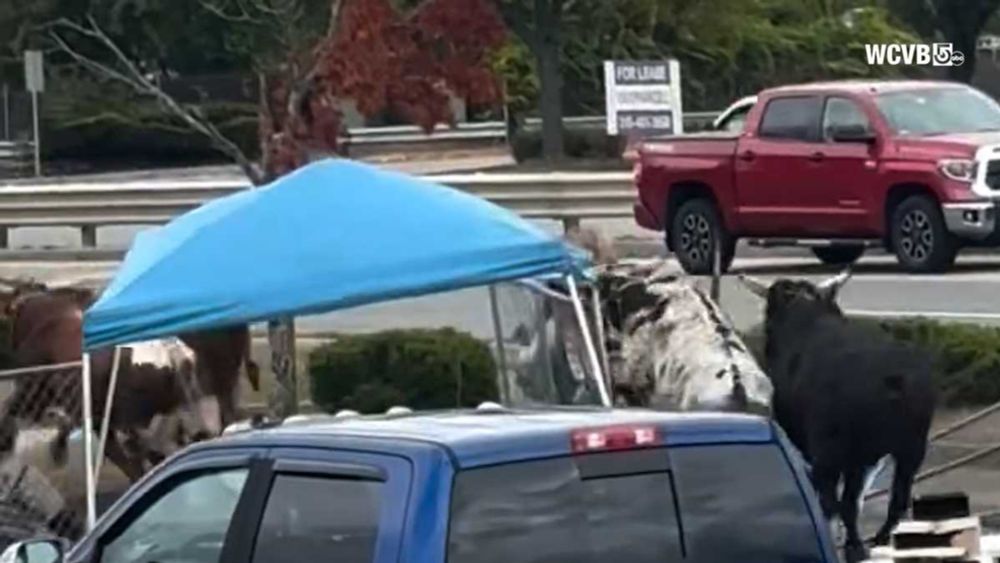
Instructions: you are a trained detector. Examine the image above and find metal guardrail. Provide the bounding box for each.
[0,172,634,248]
[344,111,721,145]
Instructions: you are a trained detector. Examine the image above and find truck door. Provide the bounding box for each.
[815,95,880,235]
[735,95,828,235]
[66,447,270,563]
[241,448,413,563]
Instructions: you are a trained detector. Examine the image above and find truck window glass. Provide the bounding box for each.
[719,106,751,133]
[758,97,822,142]
[448,452,682,563]
[252,474,383,563]
[671,444,824,563]
[100,468,248,563]
[822,97,872,140]
[875,87,1000,136]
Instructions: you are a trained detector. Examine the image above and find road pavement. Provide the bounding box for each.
[6,245,1000,339]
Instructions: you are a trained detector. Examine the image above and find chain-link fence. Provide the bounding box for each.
[860,400,1000,537]
[0,363,88,550]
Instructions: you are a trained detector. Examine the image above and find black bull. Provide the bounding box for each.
[740,271,935,563]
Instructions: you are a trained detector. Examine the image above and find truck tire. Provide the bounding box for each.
[812,245,865,266]
[670,198,736,275]
[889,195,958,273]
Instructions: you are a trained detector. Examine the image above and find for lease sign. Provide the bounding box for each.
[603,60,682,136]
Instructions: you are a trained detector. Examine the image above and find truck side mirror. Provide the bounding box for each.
[0,539,65,563]
[830,124,876,144]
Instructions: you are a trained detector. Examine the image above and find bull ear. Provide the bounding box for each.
[817,268,852,300]
[737,274,770,298]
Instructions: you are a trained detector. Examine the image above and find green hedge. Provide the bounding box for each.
[308,328,499,414]
[741,317,1000,407]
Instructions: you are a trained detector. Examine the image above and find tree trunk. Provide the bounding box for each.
[536,38,564,161]
[267,317,298,417]
[940,0,1000,83]
[948,41,976,83]
[534,0,565,162]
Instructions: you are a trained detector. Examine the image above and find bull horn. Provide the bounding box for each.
[817,268,853,295]
[737,274,770,298]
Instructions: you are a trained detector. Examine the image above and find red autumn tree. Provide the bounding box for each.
[50,0,508,417]
[51,0,506,184]
[259,0,507,178]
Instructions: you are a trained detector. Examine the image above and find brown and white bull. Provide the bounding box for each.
[0,283,260,482]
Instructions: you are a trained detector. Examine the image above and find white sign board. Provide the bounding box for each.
[24,50,44,93]
[603,59,682,136]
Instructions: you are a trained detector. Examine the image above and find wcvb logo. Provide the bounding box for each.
[865,43,965,66]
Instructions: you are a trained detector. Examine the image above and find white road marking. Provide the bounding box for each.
[846,309,1000,321]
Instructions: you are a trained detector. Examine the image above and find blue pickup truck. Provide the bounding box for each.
[5,406,837,563]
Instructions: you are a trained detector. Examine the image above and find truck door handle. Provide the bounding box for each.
[738,150,756,161]
[809,151,825,162]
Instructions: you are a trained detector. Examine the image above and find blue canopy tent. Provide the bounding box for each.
[78,158,608,527]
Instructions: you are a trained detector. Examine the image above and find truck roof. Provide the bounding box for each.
[219,407,776,468]
[762,79,963,96]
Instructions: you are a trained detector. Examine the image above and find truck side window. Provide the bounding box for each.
[251,474,383,563]
[822,97,872,140]
[670,444,825,563]
[100,468,249,563]
[758,97,822,142]
[448,451,682,563]
[718,105,752,133]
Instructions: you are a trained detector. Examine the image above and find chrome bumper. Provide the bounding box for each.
[942,201,998,240]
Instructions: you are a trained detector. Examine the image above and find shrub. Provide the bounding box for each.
[509,128,624,162]
[741,317,1000,407]
[308,328,499,414]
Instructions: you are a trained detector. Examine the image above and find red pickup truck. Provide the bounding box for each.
[632,80,1000,273]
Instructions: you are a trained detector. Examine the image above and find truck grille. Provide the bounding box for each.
[987,161,1000,191]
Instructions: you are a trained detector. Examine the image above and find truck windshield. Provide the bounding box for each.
[875,87,1000,136]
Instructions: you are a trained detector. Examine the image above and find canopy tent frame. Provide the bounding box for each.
[77,159,608,531]
[79,276,609,530]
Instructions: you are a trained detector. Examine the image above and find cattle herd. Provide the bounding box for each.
[0,241,938,562]
[0,278,259,543]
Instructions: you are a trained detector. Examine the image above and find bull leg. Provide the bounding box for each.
[218,391,237,430]
[809,462,840,520]
[840,467,868,563]
[873,455,919,546]
[0,415,17,457]
[103,433,146,484]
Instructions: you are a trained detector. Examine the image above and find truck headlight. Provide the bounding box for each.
[938,159,978,182]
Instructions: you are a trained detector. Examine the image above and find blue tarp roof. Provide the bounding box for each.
[83,159,590,350]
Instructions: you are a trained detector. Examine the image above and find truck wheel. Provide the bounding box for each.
[671,198,736,275]
[812,245,865,266]
[890,195,958,273]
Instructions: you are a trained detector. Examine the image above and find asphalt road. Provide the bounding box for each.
[6,241,1000,339]
[4,157,1000,334]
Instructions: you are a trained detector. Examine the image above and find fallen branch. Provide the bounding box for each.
[48,16,264,185]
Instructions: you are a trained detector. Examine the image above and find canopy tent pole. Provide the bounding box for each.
[566,275,611,406]
[589,286,611,391]
[487,285,512,403]
[93,346,122,481]
[82,352,97,531]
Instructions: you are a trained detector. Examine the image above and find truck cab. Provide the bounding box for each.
[6,407,837,563]
[634,80,1000,273]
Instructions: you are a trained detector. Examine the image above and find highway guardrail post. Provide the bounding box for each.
[81,226,97,248]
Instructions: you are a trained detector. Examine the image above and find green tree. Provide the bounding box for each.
[883,0,1000,83]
